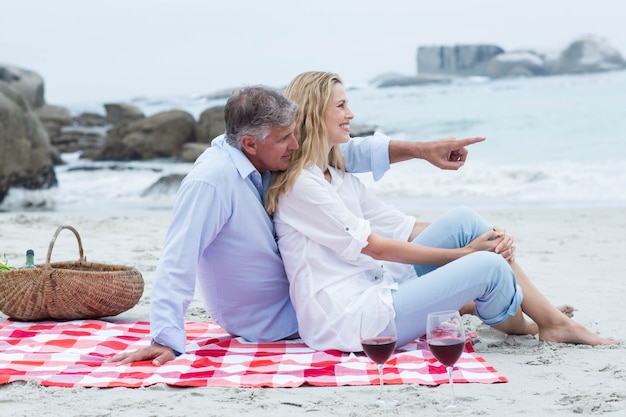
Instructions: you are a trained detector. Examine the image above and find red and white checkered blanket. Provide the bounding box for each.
[0,319,507,388]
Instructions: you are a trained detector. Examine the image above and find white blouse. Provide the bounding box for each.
[274,165,418,352]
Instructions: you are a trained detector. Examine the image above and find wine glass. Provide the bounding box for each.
[360,310,398,406]
[426,310,468,410]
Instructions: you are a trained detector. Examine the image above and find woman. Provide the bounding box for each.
[265,71,613,352]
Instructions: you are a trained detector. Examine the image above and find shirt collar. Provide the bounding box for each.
[217,135,260,181]
[311,165,344,190]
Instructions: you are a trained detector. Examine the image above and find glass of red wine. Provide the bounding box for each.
[360,310,398,406]
[426,310,468,410]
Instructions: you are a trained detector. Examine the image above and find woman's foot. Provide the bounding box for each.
[538,318,616,346]
[461,302,574,318]
[558,304,575,318]
[459,301,476,316]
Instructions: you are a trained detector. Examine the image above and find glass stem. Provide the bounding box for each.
[447,365,456,403]
[377,363,385,400]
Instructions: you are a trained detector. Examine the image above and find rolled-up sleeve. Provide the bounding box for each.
[341,132,391,181]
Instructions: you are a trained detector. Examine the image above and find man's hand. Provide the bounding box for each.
[389,136,485,170]
[105,343,176,367]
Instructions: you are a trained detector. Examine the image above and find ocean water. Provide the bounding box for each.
[2,70,625,212]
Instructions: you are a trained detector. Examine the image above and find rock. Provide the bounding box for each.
[179,142,210,162]
[417,35,626,79]
[486,51,548,77]
[0,82,57,204]
[33,104,73,144]
[196,106,224,143]
[104,103,145,125]
[74,112,109,127]
[54,125,108,156]
[555,34,626,74]
[198,88,235,101]
[141,173,185,197]
[417,45,504,76]
[370,72,452,88]
[350,123,377,137]
[0,63,45,108]
[96,110,196,161]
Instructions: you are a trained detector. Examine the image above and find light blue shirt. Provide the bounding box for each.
[150,133,391,353]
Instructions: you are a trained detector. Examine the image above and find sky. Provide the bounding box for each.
[2,0,625,106]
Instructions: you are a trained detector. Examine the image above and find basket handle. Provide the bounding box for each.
[46,225,86,265]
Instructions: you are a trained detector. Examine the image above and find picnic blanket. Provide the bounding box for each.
[0,319,507,388]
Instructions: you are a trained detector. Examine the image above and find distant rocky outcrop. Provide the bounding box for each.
[370,72,452,88]
[416,35,626,80]
[417,44,505,77]
[0,81,57,204]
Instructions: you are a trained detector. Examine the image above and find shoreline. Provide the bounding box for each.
[0,206,624,416]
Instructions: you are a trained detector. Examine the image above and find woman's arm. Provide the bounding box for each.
[361,229,501,266]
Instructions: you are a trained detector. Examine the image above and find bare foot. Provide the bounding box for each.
[462,302,574,318]
[459,301,476,316]
[538,319,616,346]
[558,304,575,318]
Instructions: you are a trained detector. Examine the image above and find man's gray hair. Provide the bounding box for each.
[223,86,298,149]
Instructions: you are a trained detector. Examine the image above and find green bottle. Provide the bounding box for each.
[23,249,36,269]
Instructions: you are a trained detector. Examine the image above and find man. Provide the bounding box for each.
[108,85,483,366]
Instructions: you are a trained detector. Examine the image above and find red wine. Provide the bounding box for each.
[361,336,397,364]
[428,339,464,367]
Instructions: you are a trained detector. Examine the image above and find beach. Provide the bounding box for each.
[0,206,624,416]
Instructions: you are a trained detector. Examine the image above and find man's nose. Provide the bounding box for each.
[289,135,299,149]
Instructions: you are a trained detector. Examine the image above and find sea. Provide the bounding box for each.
[2,70,626,213]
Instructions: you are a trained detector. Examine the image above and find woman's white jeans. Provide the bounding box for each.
[392,206,523,347]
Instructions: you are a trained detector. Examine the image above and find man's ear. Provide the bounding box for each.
[241,135,257,155]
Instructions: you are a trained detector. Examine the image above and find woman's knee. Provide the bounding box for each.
[465,251,513,281]
[448,206,491,238]
[468,252,521,325]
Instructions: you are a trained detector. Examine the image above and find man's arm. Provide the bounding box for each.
[106,341,176,366]
[388,136,486,169]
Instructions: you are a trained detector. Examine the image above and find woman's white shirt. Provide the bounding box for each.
[274,165,418,352]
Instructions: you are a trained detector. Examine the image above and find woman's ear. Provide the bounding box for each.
[241,135,257,155]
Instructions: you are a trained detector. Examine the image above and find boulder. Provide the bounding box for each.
[179,142,210,162]
[104,103,145,125]
[0,63,45,108]
[141,173,186,197]
[96,110,196,161]
[0,82,57,204]
[417,45,504,76]
[33,104,73,144]
[74,112,109,127]
[196,106,224,143]
[54,125,108,156]
[555,35,626,74]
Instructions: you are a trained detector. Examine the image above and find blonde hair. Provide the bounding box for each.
[265,71,346,216]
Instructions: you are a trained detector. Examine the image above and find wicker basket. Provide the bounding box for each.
[0,225,144,321]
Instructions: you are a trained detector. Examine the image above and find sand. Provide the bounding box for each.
[0,206,624,416]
